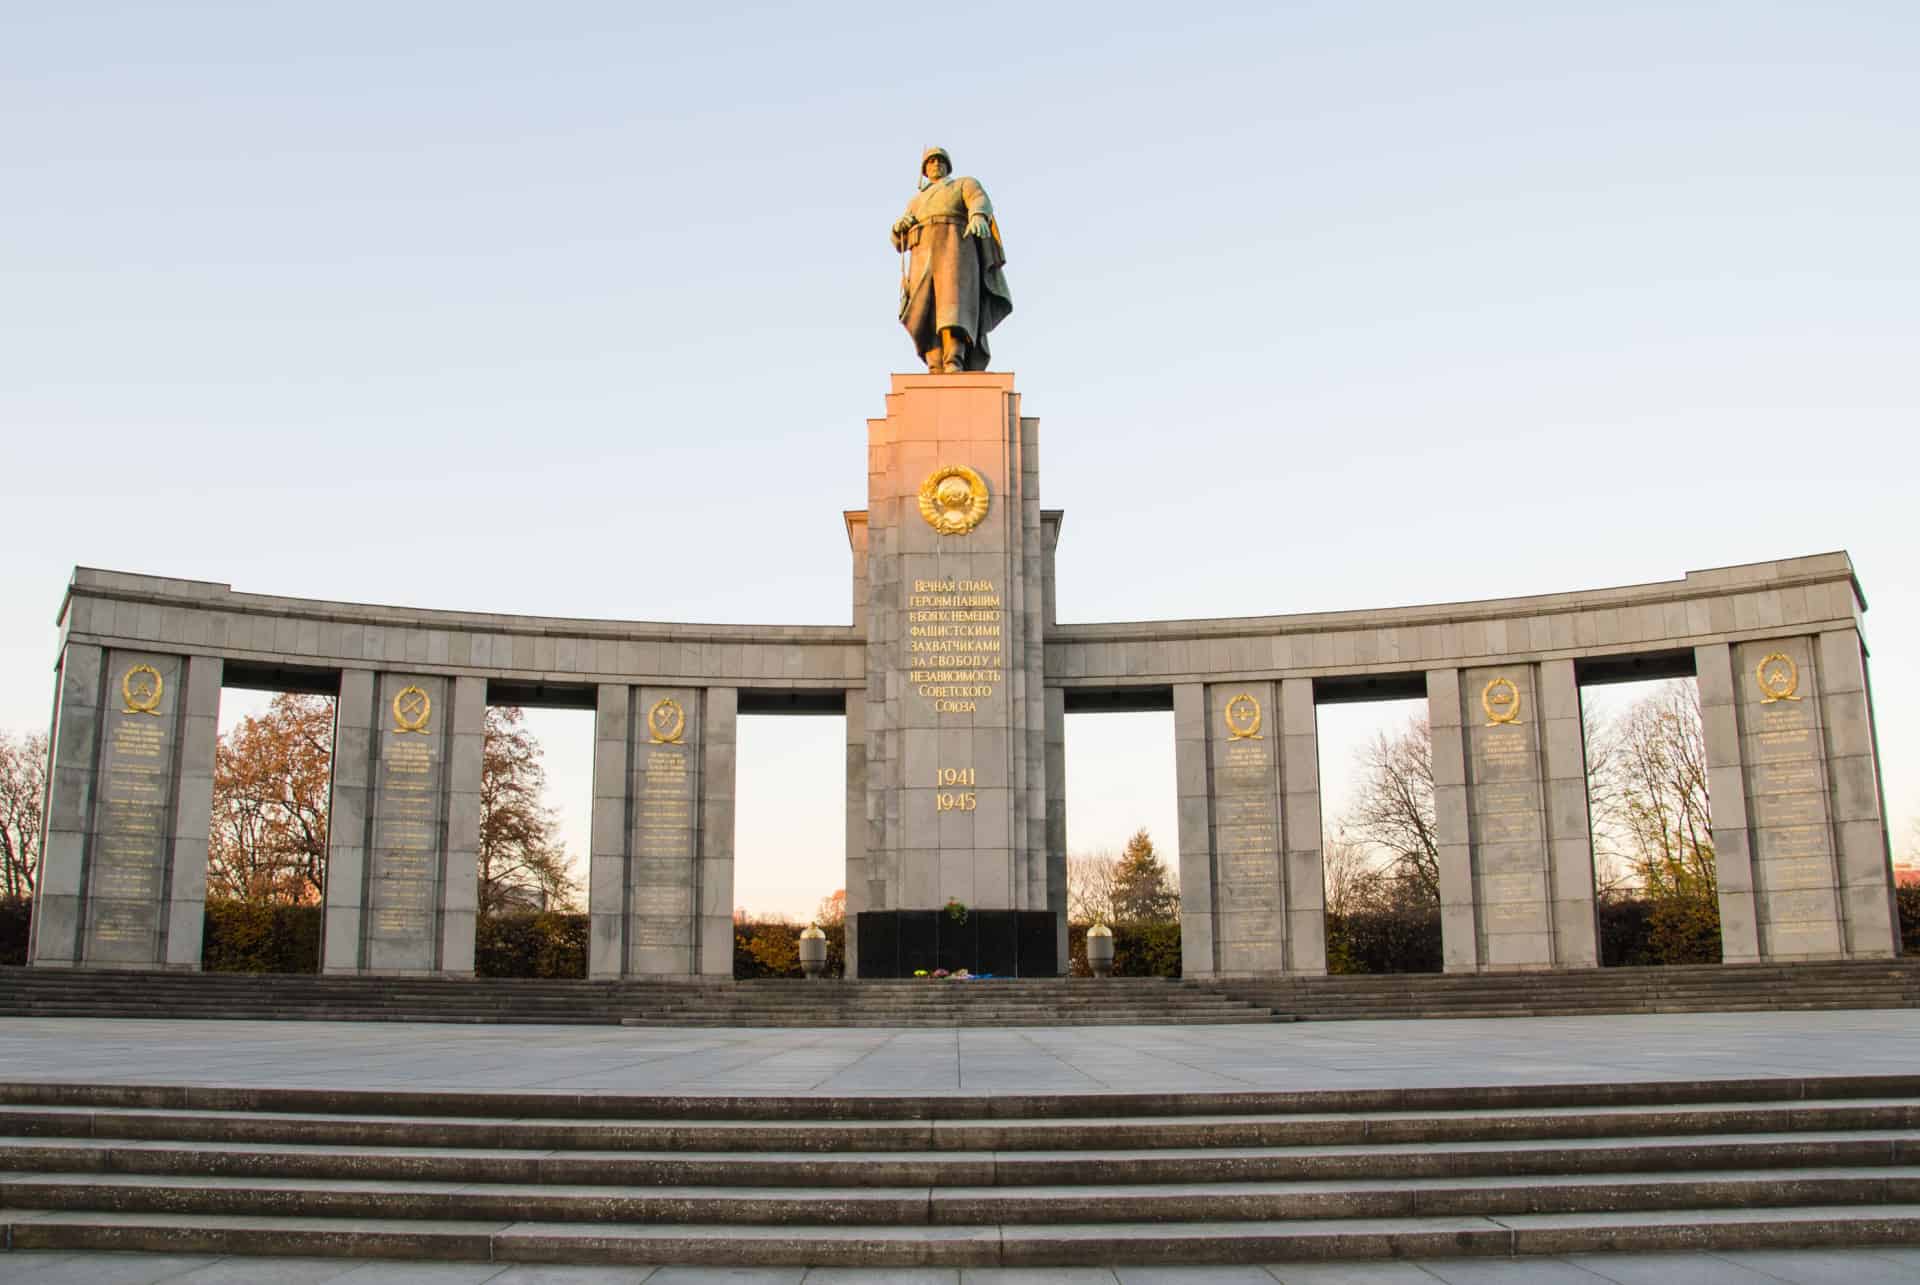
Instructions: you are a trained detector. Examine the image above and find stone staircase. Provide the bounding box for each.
[0,970,1276,1027]
[1192,959,1920,1021]
[0,1075,1916,1266]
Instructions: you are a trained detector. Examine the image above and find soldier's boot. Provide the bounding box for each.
[939,328,969,373]
[923,346,943,373]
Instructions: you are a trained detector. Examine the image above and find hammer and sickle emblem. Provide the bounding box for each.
[392,685,432,734]
[1755,652,1802,703]
[648,698,686,745]
[121,664,163,716]
[1482,677,1522,726]
[1224,692,1263,740]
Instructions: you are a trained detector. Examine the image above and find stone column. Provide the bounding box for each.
[1044,685,1068,970]
[1696,642,1761,963]
[1427,668,1478,973]
[1173,682,1215,976]
[34,647,220,970]
[1278,678,1327,974]
[439,675,484,976]
[843,694,867,977]
[29,642,104,966]
[588,683,632,978]
[322,670,376,974]
[1817,628,1899,956]
[1539,659,1599,968]
[162,655,222,969]
[627,685,704,975]
[697,687,737,977]
[1708,634,1894,961]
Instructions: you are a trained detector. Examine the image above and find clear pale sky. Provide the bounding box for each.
[8,4,1917,917]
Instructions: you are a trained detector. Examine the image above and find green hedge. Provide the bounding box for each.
[202,902,323,973]
[733,918,845,979]
[1900,885,1920,955]
[474,912,588,979]
[0,900,29,966]
[1066,921,1182,977]
[1326,906,1443,974]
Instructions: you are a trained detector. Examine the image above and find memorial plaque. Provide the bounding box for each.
[1734,639,1841,955]
[629,689,700,970]
[1463,668,1552,947]
[1206,685,1285,972]
[84,652,184,964]
[366,674,449,971]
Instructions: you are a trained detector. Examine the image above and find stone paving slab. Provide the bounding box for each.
[0,1010,1914,1098]
[4,1250,1920,1283]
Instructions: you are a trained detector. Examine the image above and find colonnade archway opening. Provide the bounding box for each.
[1574,653,1716,968]
[485,681,597,979]
[1062,688,1178,977]
[1312,675,1439,975]
[207,662,340,975]
[733,693,846,979]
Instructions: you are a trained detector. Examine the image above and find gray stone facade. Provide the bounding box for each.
[27,377,1900,978]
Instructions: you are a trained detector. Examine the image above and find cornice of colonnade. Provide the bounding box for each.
[55,567,864,689]
[1044,552,1867,685]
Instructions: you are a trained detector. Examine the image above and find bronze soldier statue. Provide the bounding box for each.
[890,147,1013,372]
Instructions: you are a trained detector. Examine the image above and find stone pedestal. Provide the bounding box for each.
[856,373,1052,973]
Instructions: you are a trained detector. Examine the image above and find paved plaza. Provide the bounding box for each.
[0,1009,1914,1097]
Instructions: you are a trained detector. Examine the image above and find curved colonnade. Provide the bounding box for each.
[28,547,1897,978]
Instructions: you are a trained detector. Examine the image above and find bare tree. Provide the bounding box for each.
[1321,832,1386,916]
[0,731,47,901]
[1067,848,1119,925]
[1342,718,1439,905]
[478,706,578,915]
[1584,680,1714,898]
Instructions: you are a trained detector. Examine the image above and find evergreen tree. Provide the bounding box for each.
[1111,828,1179,923]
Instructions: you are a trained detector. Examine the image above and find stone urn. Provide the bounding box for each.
[798,924,828,979]
[1086,924,1114,978]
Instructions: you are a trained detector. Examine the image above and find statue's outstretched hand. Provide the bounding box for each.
[965,213,990,238]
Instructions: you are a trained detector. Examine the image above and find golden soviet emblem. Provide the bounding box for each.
[1756,652,1802,703]
[648,698,686,745]
[391,685,432,734]
[1482,676,1521,726]
[1224,692,1263,740]
[121,664,163,716]
[918,464,990,535]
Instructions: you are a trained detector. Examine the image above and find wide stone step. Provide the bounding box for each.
[4,1098,1914,1153]
[7,1164,1920,1225]
[7,1205,1920,1265]
[4,1130,1914,1187]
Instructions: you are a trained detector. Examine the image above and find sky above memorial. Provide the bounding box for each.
[4,2,1917,915]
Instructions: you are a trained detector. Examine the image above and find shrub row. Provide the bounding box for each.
[1,889,1915,976]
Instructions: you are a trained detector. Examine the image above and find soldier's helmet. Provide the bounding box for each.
[920,146,952,175]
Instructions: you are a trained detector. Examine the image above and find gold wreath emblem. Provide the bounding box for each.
[1482,676,1521,726]
[1755,652,1802,703]
[121,664,163,716]
[918,464,990,536]
[1224,692,1263,740]
[648,697,686,745]
[392,685,432,734]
